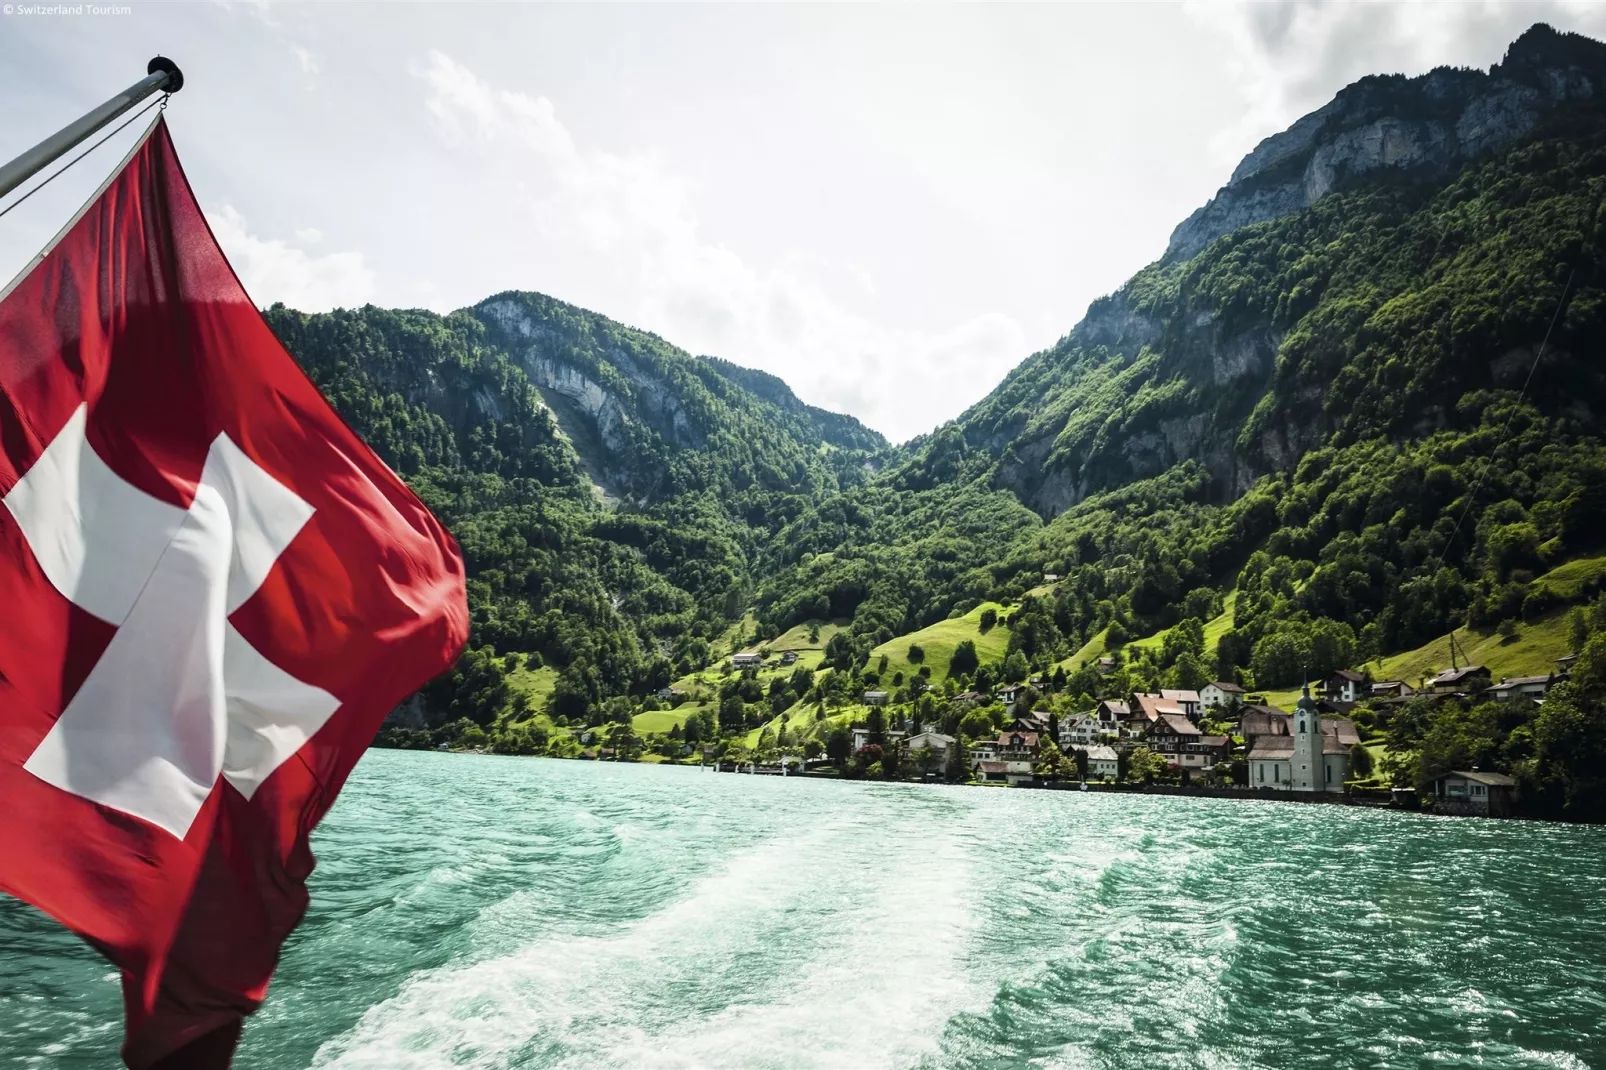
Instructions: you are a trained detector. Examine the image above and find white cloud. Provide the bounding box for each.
[208,205,375,313]
[415,50,1026,443]
[1186,0,1606,172]
[292,44,320,77]
[295,226,324,244]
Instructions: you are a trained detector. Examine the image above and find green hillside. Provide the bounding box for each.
[869,601,1015,684]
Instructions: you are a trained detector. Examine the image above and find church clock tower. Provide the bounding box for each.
[1291,684,1323,792]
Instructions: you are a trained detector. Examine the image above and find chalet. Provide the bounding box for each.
[1326,669,1367,703]
[968,738,999,762]
[1059,714,1107,748]
[1432,770,1516,817]
[655,687,687,702]
[1429,665,1490,694]
[1145,713,1205,767]
[1096,656,1117,674]
[1083,744,1120,780]
[1098,698,1131,721]
[1489,675,1553,703]
[1557,653,1579,676]
[863,690,890,706]
[952,690,988,706]
[998,684,1024,708]
[1245,690,1355,793]
[779,650,799,665]
[730,652,763,669]
[1160,689,1202,720]
[1043,572,1061,583]
[995,730,1039,762]
[1371,680,1414,700]
[1200,681,1245,711]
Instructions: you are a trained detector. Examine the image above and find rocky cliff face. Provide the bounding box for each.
[1168,24,1606,259]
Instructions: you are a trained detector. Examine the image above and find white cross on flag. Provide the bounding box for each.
[0,119,468,1067]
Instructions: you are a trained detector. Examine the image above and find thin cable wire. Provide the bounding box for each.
[0,94,166,222]
[1433,265,1576,573]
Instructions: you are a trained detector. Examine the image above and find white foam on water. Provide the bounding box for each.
[311,807,985,1070]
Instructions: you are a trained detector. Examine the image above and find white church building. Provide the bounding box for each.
[1246,688,1352,793]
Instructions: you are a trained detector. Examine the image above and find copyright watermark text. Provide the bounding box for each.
[3,4,135,14]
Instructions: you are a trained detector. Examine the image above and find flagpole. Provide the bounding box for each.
[0,57,184,202]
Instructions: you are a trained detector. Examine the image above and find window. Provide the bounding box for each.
[1298,719,1307,733]
[1258,764,1264,783]
[1274,766,1280,783]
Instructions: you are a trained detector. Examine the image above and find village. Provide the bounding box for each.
[669,644,1582,820]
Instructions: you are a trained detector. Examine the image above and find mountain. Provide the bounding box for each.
[751,21,1606,696]
[271,24,1606,815]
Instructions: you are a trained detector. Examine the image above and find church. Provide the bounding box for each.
[1246,687,1356,792]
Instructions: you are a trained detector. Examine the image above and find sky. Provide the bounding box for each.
[2,2,1605,443]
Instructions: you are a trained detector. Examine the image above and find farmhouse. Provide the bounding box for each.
[1371,680,1414,699]
[863,690,890,705]
[730,652,763,669]
[1159,689,1202,719]
[779,650,799,665]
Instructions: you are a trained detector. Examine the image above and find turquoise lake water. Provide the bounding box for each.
[2,751,1605,1068]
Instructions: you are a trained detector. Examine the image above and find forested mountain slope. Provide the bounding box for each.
[266,296,883,724]
[269,26,1606,807]
[754,23,1606,693]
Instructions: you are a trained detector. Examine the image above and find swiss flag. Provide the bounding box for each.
[0,118,469,1065]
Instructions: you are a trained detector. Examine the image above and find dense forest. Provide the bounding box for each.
[267,24,1606,820]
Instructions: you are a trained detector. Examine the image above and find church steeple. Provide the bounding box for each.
[1291,682,1324,791]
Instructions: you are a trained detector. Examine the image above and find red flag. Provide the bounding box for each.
[0,118,469,1066]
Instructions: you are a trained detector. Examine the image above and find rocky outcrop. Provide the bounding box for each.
[1168,24,1606,260]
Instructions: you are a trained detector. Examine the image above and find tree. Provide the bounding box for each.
[945,737,970,782]
[950,640,980,679]
[979,608,999,633]
[1002,651,1029,683]
[866,705,887,745]
[1125,746,1167,785]
[826,726,852,768]
[1035,738,1074,781]
[907,643,925,664]
[1571,608,1591,654]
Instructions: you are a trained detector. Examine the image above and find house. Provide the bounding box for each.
[953,690,987,705]
[779,650,799,665]
[655,687,687,702]
[974,760,1011,784]
[1245,688,1351,793]
[1083,744,1120,780]
[1432,770,1516,817]
[1429,665,1490,694]
[1096,656,1117,674]
[1059,714,1108,748]
[1145,713,1212,769]
[1200,681,1245,710]
[1130,692,1190,727]
[1160,689,1202,720]
[1043,572,1061,583]
[851,726,905,752]
[1326,669,1368,703]
[1014,709,1052,734]
[1489,675,1553,703]
[1371,680,1414,700]
[995,730,1039,762]
[968,738,999,762]
[863,690,890,706]
[730,652,763,669]
[997,684,1024,708]
[1557,653,1579,678]
[904,731,956,771]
